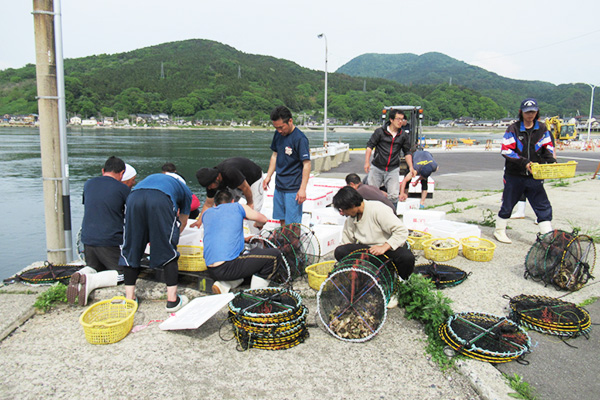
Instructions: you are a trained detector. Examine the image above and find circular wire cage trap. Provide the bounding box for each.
[8,262,81,285]
[255,223,320,283]
[507,294,591,338]
[525,230,596,291]
[316,251,398,342]
[439,312,531,363]
[228,287,308,350]
[413,262,470,288]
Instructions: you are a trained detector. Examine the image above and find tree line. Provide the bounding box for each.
[0,39,557,124]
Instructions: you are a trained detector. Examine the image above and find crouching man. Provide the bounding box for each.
[202,190,284,294]
[333,186,415,308]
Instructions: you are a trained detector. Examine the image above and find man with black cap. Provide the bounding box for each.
[399,150,438,209]
[494,98,557,244]
[194,157,264,225]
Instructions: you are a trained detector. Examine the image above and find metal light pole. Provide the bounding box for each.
[317,33,328,145]
[586,83,597,143]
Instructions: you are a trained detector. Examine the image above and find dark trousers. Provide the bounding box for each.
[84,245,123,274]
[499,174,552,222]
[334,243,415,280]
[207,248,283,281]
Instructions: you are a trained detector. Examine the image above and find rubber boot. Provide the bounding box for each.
[212,278,244,294]
[250,275,269,289]
[79,270,119,306]
[493,217,512,244]
[67,267,98,304]
[538,221,553,235]
[510,201,526,219]
[387,294,399,309]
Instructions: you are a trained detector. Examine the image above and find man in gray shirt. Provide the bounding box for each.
[345,173,395,213]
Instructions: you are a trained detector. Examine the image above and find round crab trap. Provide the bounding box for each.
[413,262,470,288]
[525,230,596,291]
[227,287,308,351]
[423,238,460,262]
[408,229,432,250]
[8,262,82,285]
[252,223,320,284]
[439,312,531,363]
[316,251,397,342]
[506,294,591,338]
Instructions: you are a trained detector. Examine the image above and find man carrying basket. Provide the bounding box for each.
[494,98,556,244]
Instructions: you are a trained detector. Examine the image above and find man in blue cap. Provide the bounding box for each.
[399,150,438,209]
[494,98,556,244]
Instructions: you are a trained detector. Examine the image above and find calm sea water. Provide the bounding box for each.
[0,126,503,279]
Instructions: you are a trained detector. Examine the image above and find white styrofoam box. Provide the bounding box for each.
[396,198,421,215]
[403,209,446,230]
[400,175,435,194]
[311,207,346,226]
[424,219,481,240]
[178,221,204,246]
[308,177,346,198]
[260,208,311,232]
[302,188,332,212]
[310,224,344,256]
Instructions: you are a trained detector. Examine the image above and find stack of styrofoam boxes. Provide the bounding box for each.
[400,175,435,196]
[403,209,446,232]
[310,223,344,257]
[311,207,346,226]
[396,198,421,215]
[259,206,311,232]
[424,220,481,240]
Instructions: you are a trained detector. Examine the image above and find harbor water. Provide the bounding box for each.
[0,126,503,279]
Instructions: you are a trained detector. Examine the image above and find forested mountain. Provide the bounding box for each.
[0,39,593,123]
[337,52,594,117]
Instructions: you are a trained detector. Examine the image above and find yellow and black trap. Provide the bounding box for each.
[249,223,320,284]
[413,262,470,288]
[506,294,591,338]
[524,230,596,291]
[316,251,397,342]
[227,287,308,351]
[439,312,531,363]
[4,261,82,285]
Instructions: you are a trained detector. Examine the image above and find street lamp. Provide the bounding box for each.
[585,83,597,144]
[317,33,328,145]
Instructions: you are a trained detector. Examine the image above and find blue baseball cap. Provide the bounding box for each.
[520,98,539,113]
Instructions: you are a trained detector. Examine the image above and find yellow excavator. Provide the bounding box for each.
[545,116,578,142]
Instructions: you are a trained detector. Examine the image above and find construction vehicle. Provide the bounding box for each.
[545,116,578,142]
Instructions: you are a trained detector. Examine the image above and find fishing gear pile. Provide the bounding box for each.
[317,250,397,342]
[228,287,308,351]
[250,223,320,284]
[524,229,596,291]
[439,312,531,363]
[413,262,469,288]
[507,294,591,338]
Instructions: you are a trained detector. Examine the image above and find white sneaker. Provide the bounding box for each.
[165,295,189,313]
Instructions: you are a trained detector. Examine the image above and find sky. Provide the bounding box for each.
[3,0,600,86]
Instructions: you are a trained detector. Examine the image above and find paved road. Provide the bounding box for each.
[323,148,600,191]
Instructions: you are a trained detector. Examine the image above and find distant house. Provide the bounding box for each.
[103,117,114,126]
[475,120,494,127]
[70,116,82,125]
[81,117,97,127]
[437,119,454,127]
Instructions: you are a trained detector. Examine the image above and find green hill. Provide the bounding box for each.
[1,39,590,123]
[337,52,594,117]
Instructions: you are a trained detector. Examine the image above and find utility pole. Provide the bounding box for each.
[32,0,68,264]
